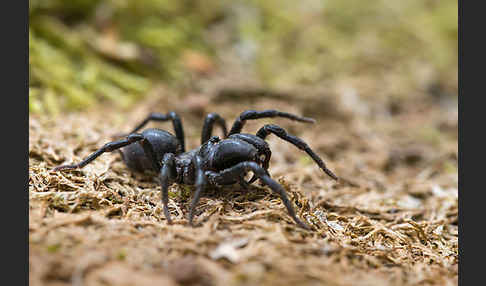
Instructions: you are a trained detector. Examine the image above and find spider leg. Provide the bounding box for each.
[188,155,207,226]
[256,124,338,180]
[53,132,164,173]
[228,109,315,136]
[53,133,145,171]
[201,113,228,144]
[159,153,176,224]
[123,112,186,152]
[206,161,310,229]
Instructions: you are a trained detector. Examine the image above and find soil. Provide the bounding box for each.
[29,84,458,286]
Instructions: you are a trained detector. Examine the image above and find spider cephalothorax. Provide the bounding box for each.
[54,110,338,229]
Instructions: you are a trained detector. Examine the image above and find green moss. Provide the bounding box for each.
[47,243,61,253]
[29,0,457,114]
[29,0,217,114]
[116,249,127,261]
[242,0,457,88]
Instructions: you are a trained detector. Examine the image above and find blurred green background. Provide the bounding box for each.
[29,0,457,115]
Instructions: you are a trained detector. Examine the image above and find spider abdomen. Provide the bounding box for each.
[119,128,182,172]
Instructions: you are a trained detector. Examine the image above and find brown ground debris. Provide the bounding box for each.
[29,89,458,286]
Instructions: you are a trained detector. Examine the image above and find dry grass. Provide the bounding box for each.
[29,88,458,286]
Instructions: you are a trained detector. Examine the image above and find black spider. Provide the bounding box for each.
[53,110,338,229]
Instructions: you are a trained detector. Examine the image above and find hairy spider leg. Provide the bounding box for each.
[228,133,272,184]
[256,124,338,181]
[188,156,207,225]
[206,161,310,230]
[201,113,228,144]
[53,133,160,172]
[228,109,315,136]
[159,153,176,224]
[125,112,186,152]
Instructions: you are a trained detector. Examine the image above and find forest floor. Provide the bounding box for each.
[29,81,458,286]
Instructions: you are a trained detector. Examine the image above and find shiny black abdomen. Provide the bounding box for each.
[119,128,182,172]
